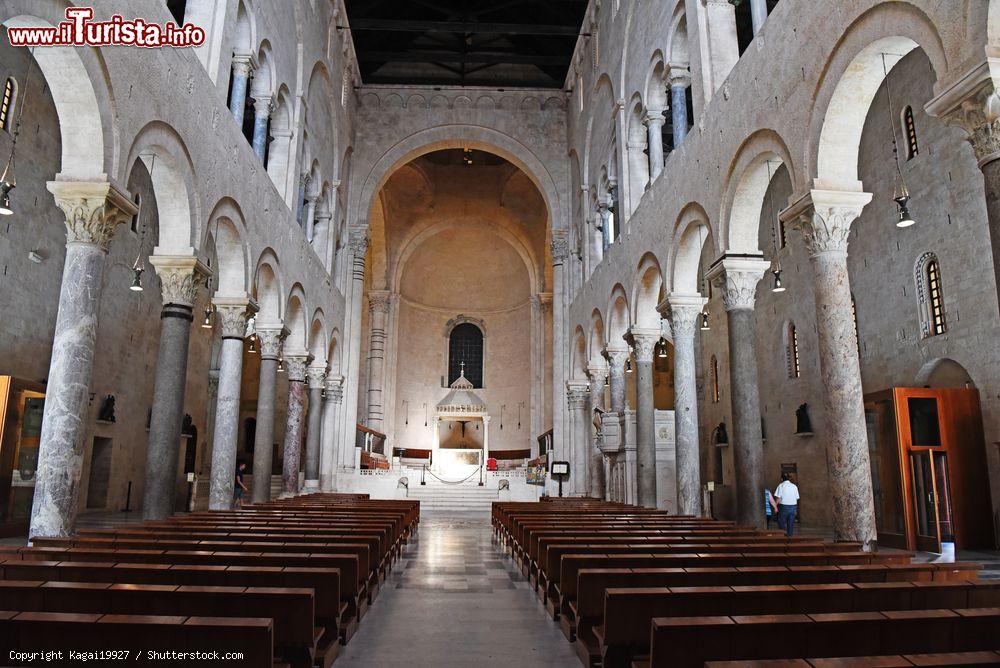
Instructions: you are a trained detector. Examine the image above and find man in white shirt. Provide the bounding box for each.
[773,473,800,537]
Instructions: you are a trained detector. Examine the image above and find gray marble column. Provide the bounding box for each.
[303,195,318,243]
[208,301,251,511]
[785,191,878,548]
[142,256,209,520]
[749,0,768,34]
[629,328,659,509]
[586,363,608,500]
[201,371,219,475]
[927,73,1000,317]
[281,354,311,496]
[605,346,629,413]
[28,182,137,538]
[645,110,666,181]
[320,375,344,491]
[597,200,613,252]
[667,294,707,517]
[250,95,272,162]
[709,257,769,529]
[566,382,590,496]
[366,291,391,432]
[228,55,254,126]
[669,67,691,148]
[250,326,285,503]
[303,365,326,491]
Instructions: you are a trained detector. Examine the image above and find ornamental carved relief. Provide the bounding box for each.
[667,304,702,342]
[215,305,248,338]
[284,355,311,382]
[629,332,659,363]
[306,366,327,389]
[938,83,1000,165]
[156,265,204,307]
[566,386,590,410]
[256,328,284,360]
[790,204,863,257]
[551,230,571,261]
[718,271,763,311]
[54,196,133,250]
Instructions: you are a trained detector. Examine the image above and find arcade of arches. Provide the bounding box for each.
[1,0,1000,663]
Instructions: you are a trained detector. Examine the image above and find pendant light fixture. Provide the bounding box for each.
[657,340,667,358]
[277,356,285,373]
[248,335,257,354]
[882,52,916,229]
[700,311,710,331]
[625,358,633,373]
[129,155,154,292]
[201,307,213,329]
[765,159,786,293]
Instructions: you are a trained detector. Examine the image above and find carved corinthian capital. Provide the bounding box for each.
[149,255,212,308]
[284,355,312,382]
[47,181,138,251]
[566,382,590,410]
[782,189,872,257]
[627,328,660,363]
[256,325,287,360]
[306,366,327,390]
[925,60,1000,166]
[666,293,707,343]
[706,256,771,312]
[214,305,249,338]
[551,229,571,262]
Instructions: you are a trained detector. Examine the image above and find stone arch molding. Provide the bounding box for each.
[353,125,566,236]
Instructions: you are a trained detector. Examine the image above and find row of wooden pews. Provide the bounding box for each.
[0,493,419,667]
[493,499,1000,668]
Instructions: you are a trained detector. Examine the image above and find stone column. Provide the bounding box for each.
[280,354,311,496]
[201,371,219,475]
[141,256,209,520]
[645,110,666,181]
[295,172,310,226]
[566,382,591,496]
[669,67,691,148]
[597,200,613,251]
[208,300,252,511]
[666,293,707,516]
[586,362,608,499]
[629,328,659,508]
[708,257,770,528]
[250,325,285,503]
[303,365,326,491]
[626,138,649,207]
[605,346,629,413]
[250,95,272,162]
[303,195,318,242]
[320,375,344,491]
[366,291,391,432]
[228,55,254,126]
[338,230,369,470]
[483,415,491,462]
[312,209,332,255]
[926,68,1000,316]
[784,190,878,548]
[749,0,768,35]
[28,182,137,538]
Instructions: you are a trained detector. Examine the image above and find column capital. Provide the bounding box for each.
[47,181,138,250]
[706,255,771,312]
[604,345,629,368]
[781,189,873,256]
[551,229,571,262]
[925,59,1000,166]
[666,293,708,341]
[306,365,327,390]
[252,94,273,116]
[626,139,647,151]
[256,324,287,360]
[212,296,257,339]
[149,255,212,307]
[586,362,609,381]
[644,110,666,126]
[668,64,691,88]
[626,327,660,363]
[347,226,370,256]
[283,354,312,382]
[566,381,590,409]
[369,290,392,314]
[324,374,345,396]
[231,53,257,77]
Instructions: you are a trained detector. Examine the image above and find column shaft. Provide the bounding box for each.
[606,349,628,414]
[228,58,252,125]
[567,385,590,496]
[726,307,764,528]
[251,356,278,502]
[671,83,689,147]
[142,303,195,519]
[631,332,658,509]
[281,357,309,496]
[366,292,390,431]
[587,366,608,500]
[320,379,343,491]
[304,367,325,490]
[208,335,245,510]
[646,113,666,181]
[749,0,768,34]
[668,297,706,516]
[251,96,271,162]
[29,184,135,539]
[982,159,1000,316]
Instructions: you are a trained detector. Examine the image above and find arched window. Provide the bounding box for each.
[1,77,17,132]
[448,322,484,387]
[903,106,918,160]
[915,252,947,337]
[710,355,720,403]
[785,322,800,378]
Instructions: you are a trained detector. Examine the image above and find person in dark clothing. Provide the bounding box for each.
[234,461,248,509]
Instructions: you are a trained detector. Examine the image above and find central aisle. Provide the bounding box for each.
[337,511,579,667]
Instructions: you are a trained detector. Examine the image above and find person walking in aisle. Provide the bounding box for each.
[774,473,799,537]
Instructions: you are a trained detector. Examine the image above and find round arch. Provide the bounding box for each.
[354,125,565,236]
[667,201,714,295]
[253,249,284,324]
[633,252,665,329]
[284,284,309,354]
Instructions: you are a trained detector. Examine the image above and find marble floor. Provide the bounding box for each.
[336,511,580,668]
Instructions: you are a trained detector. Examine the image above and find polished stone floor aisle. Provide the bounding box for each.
[336,511,580,667]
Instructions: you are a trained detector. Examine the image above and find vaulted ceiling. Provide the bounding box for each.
[343,0,589,88]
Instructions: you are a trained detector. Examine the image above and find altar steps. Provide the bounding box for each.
[406,481,499,514]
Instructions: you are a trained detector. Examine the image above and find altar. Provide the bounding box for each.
[431,368,491,476]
